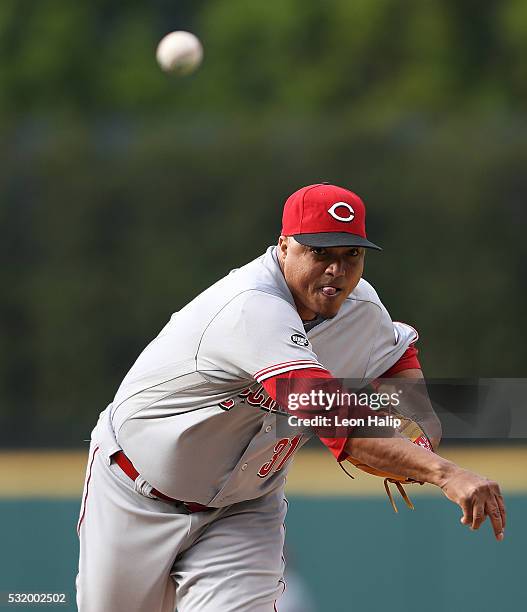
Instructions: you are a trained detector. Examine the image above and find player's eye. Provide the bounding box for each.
[348,248,360,257]
[310,247,326,256]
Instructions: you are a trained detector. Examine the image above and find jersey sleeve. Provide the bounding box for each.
[197,290,328,382]
[362,300,420,382]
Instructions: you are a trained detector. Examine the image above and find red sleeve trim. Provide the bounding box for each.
[254,360,327,382]
[261,367,333,400]
[393,321,419,344]
[77,445,99,535]
[380,345,421,378]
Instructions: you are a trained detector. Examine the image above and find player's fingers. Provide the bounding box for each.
[489,481,506,530]
[486,498,505,541]
[495,493,506,531]
[470,501,486,531]
[459,499,472,526]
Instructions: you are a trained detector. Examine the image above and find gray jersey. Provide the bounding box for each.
[95,246,417,506]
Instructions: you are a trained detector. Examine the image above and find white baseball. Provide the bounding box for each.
[156,31,203,75]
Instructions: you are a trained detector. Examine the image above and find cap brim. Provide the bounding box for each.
[293,233,382,250]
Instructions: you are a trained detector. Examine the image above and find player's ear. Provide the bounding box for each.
[278,236,289,260]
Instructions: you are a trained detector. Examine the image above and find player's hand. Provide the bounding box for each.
[439,468,506,541]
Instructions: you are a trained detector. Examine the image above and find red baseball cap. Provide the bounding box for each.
[281,183,381,250]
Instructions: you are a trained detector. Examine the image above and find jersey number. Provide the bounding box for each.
[257,435,302,478]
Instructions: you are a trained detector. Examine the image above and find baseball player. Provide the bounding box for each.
[76,183,506,612]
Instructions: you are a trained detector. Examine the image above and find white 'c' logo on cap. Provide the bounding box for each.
[328,202,355,222]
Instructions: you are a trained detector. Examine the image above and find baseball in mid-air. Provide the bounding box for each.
[156,31,203,75]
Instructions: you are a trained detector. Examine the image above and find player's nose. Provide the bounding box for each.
[325,259,347,277]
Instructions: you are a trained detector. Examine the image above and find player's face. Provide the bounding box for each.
[278,236,365,320]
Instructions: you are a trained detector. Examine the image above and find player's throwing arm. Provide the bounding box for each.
[344,435,506,540]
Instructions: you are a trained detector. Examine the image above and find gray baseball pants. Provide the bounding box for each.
[76,441,287,611]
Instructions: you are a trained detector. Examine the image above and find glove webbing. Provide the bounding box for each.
[383,479,414,513]
[339,461,419,513]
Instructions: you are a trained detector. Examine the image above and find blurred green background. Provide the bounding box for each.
[2,0,527,446]
[1,1,526,610]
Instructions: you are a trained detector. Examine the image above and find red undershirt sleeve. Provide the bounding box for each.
[379,345,421,378]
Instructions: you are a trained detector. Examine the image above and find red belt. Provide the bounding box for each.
[113,451,212,513]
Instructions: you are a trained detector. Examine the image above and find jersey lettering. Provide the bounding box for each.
[246,388,267,406]
[219,385,277,412]
[257,435,302,478]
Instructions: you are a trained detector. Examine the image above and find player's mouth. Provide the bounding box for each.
[318,285,343,298]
